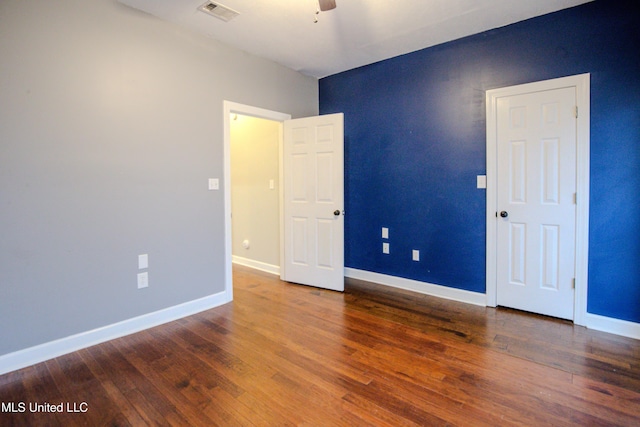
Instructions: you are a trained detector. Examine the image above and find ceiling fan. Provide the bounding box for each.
[318,0,337,12]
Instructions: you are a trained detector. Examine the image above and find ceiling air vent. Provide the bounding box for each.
[198,1,240,22]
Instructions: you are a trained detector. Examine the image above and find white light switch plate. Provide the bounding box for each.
[138,254,148,270]
[383,242,390,254]
[412,250,420,261]
[477,175,487,189]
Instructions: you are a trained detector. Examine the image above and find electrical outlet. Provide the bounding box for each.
[208,178,219,190]
[382,227,389,239]
[137,272,149,289]
[383,242,390,254]
[412,250,420,261]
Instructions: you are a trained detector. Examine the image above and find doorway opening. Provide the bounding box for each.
[230,114,282,275]
[223,102,291,299]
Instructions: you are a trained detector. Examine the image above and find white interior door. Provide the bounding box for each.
[496,87,577,320]
[282,113,344,292]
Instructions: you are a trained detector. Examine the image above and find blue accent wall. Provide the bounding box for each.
[319,1,640,323]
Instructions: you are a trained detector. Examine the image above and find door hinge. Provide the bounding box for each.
[572,278,576,289]
[574,193,577,204]
[574,106,578,118]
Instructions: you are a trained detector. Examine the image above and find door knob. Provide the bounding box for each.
[334,210,341,216]
[500,211,509,218]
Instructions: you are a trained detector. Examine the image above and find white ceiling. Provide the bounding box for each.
[118,0,592,78]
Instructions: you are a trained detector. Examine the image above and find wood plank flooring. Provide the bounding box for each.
[1,265,639,426]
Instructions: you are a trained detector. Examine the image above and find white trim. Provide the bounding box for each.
[585,313,640,340]
[0,291,231,376]
[346,268,640,340]
[232,255,280,275]
[345,268,486,306]
[278,120,286,281]
[573,76,590,326]
[485,73,590,326]
[223,101,291,297]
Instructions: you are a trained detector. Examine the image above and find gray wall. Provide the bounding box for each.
[0,0,318,356]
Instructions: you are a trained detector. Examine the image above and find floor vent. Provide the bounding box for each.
[198,1,240,22]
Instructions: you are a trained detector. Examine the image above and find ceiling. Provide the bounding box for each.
[118,0,592,78]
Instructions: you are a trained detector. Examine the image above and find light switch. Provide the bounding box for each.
[208,178,220,190]
[412,250,420,261]
[269,179,275,190]
[477,175,487,189]
[138,254,148,270]
[383,242,390,254]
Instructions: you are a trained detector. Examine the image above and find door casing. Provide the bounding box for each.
[485,74,590,326]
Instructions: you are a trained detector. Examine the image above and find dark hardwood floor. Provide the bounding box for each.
[2,265,639,426]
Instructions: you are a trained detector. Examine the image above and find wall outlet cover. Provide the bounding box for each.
[382,227,389,239]
[137,272,149,289]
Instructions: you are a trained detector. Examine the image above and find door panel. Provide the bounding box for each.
[496,87,576,319]
[542,138,560,204]
[316,219,334,268]
[316,153,334,202]
[509,140,527,203]
[509,222,526,285]
[541,224,559,290]
[292,154,308,201]
[292,217,308,265]
[283,113,344,292]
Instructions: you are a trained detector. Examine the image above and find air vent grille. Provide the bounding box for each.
[198,1,240,22]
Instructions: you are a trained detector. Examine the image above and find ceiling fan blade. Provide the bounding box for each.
[318,0,336,11]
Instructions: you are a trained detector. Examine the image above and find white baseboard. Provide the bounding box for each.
[585,312,640,340]
[3,272,636,377]
[0,289,232,376]
[345,268,486,306]
[345,268,640,341]
[233,255,280,275]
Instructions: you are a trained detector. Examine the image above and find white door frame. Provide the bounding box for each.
[485,74,590,326]
[223,101,291,300]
